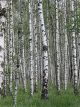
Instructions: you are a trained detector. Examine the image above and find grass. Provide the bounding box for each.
[0,85,80,107]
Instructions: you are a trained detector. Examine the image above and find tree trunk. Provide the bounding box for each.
[38,0,49,99]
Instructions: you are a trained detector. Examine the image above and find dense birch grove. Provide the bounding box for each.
[0,0,80,106]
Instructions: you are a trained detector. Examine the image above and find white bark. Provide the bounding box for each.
[33,0,38,92]
[0,0,7,95]
[63,0,69,90]
[0,32,4,91]
[55,0,61,91]
[71,0,78,93]
[8,0,14,93]
[29,0,34,96]
[78,33,80,86]
[38,0,49,99]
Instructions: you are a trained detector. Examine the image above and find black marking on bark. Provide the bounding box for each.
[41,68,48,99]
[39,1,42,4]
[29,39,32,41]
[38,3,40,6]
[0,32,3,37]
[17,58,19,68]
[0,8,6,17]
[0,46,2,51]
[78,43,80,46]
[42,45,48,51]
[1,61,4,68]
[41,24,43,26]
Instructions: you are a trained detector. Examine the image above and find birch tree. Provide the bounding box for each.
[55,0,61,92]
[29,0,34,96]
[0,0,7,96]
[38,0,49,99]
[71,0,78,94]
[63,0,69,90]
[8,0,14,94]
[33,0,38,92]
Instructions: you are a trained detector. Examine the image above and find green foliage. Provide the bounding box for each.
[0,86,80,107]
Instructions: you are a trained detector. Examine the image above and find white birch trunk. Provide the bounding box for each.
[78,33,80,86]
[0,0,7,96]
[29,0,34,96]
[55,0,61,92]
[0,31,4,95]
[71,0,78,94]
[8,0,14,93]
[38,0,49,99]
[33,0,38,92]
[63,0,69,90]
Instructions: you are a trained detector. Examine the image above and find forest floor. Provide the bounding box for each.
[0,85,80,107]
